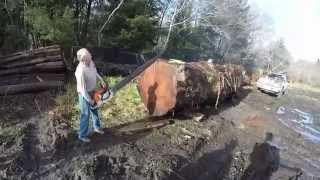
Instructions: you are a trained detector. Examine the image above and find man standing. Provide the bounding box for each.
[75,48,106,142]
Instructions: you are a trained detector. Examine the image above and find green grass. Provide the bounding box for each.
[54,76,147,131]
[99,77,147,128]
[54,82,80,129]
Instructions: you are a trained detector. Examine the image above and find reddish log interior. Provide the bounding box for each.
[137,60,177,116]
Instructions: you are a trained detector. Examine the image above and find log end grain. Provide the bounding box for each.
[137,60,177,116]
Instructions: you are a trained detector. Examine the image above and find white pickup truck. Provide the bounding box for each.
[257,73,288,97]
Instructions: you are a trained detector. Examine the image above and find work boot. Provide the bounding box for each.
[94,128,104,135]
[79,137,91,143]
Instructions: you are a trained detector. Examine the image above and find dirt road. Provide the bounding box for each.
[229,86,320,179]
[0,85,319,179]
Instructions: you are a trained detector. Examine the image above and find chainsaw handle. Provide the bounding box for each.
[99,82,106,89]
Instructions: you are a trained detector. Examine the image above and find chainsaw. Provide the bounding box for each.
[89,55,162,109]
[91,82,113,109]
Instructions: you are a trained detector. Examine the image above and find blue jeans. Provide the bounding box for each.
[78,95,101,138]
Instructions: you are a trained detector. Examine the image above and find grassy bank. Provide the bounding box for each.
[54,77,147,131]
[290,82,320,93]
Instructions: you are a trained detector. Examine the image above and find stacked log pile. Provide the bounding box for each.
[137,59,246,116]
[0,45,66,95]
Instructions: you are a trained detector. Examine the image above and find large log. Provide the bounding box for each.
[0,55,62,69]
[0,81,64,96]
[0,47,61,66]
[0,45,60,59]
[0,73,65,86]
[0,61,65,76]
[137,59,246,116]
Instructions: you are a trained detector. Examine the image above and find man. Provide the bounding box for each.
[75,48,106,142]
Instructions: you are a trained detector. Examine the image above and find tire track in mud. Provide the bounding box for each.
[0,93,57,179]
[18,116,61,179]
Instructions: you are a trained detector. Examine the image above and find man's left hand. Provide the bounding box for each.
[100,82,107,89]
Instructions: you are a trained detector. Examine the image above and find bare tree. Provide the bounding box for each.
[81,0,93,46]
[4,0,13,25]
[154,0,194,55]
[97,0,125,46]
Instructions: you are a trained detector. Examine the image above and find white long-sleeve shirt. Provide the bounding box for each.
[75,62,104,102]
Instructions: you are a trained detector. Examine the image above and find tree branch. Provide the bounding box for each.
[4,0,13,25]
[157,0,180,55]
[97,0,125,46]
[81,0,93,46]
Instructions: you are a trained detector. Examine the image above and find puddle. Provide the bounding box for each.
[276,106,320,144]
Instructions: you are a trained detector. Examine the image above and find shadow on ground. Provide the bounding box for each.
[165,139,238,180]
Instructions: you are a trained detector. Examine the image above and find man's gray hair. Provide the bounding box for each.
[77,48,91,62]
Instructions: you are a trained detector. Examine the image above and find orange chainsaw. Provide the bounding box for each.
[88,54,162,110]
[91,82,113,109]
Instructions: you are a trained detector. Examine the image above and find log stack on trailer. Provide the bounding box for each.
[0,45,66,95]
[137,59,247,116]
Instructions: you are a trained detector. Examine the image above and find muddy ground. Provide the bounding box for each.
[0,85,320,180]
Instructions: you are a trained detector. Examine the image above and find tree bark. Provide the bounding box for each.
[74,0,81,45]
[0,81,64,96]
[81,0,93,46]
[137,59,246,116]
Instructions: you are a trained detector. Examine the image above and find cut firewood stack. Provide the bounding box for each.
[137,59,247,116]
[0,45,66,95]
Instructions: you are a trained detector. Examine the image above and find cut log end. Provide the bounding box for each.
[137,60,177,116]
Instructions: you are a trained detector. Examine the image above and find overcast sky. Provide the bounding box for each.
[249,0,320,62]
